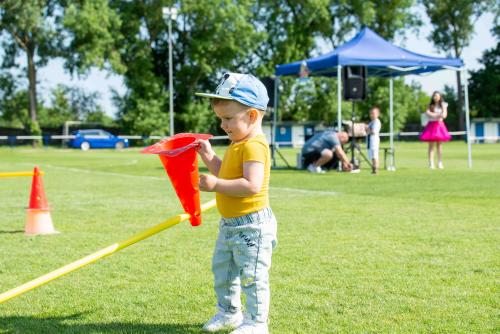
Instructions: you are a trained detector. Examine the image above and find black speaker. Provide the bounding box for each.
[342,66,367,100]
[261,76,275,108]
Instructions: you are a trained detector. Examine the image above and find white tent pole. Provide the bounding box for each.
[389,77,395,171]
[337,65,342,171]
[462,67,472,168]
[271,76,279,167]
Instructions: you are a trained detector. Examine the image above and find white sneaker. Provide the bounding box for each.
[307,164,325,174]
[438,162,444,169]
[203,310,243,332]
[429,163,435,169]
[229,321,269,334]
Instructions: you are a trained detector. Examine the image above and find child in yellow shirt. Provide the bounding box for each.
[196,73,277,334]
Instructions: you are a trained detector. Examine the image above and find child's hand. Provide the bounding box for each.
[196,139,215,160]
[199,174,218,192]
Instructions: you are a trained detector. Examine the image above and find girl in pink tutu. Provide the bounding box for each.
[420,91,452,169]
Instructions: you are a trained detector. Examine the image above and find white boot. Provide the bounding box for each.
[203,310,243,332]
[230,321,269,334]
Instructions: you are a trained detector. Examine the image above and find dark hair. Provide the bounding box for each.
[429,91,445,111]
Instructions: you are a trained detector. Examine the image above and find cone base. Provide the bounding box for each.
[25,209,59,236]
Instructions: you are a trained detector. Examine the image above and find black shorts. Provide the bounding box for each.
[302,151,339,170]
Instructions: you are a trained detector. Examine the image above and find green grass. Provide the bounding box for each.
[0,142,498,333]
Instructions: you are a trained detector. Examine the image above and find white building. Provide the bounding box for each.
[471,118,500,143]
[262,121,321,148]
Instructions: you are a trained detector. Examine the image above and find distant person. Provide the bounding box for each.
[365,107,381,174]
[419,91,452,169]
[301,130,353,173]
[195,73,277,334]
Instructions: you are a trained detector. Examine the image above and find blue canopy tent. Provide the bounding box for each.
[274,27,471,169]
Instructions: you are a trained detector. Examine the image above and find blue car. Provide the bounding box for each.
[69,129,129,151]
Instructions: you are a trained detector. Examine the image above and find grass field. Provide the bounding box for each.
[0,142,498,333]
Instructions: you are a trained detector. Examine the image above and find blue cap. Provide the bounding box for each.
[196,72,269,111]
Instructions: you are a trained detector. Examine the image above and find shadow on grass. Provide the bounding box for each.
[0,230,24,234]
[0,313,209,333]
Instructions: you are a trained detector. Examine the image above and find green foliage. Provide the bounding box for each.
[468,40,500,118]
[0,0,60,67]
[356,0,421,41]
[62,0,125,75]
[0,0,124,130]
[422,0,490,57]
[37,84,109,128]
[0,72,30,128]
[178,99,219,135]
[115,79,168,136]
[108,0,264,134]
[0,0,61,125]
[421,0,492,130]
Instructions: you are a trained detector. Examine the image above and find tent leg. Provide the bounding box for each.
[462,68,472,168]
[337,65,342,171]
[388,77,396,171]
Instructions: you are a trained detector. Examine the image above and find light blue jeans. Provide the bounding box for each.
[212,207,277,323]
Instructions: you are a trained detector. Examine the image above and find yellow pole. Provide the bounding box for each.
[0,171,45,178]
[0,199,216,304]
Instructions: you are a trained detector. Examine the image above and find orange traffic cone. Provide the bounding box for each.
[142,133,213,226]
[25,166,58,236]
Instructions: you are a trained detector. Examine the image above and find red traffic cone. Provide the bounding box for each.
[25,167,58,235]
[142,133,213,226]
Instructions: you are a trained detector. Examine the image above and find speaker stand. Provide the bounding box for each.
[345,101,372,169]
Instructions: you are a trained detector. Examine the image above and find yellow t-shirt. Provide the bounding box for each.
[216,134,270,218]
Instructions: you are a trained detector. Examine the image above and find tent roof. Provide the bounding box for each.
[275,27,463,77]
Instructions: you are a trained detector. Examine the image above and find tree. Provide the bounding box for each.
[254,0,422,130]
[0,0,124,137]
[422,0,492,131]
[38,84,112,128]
[355,0,420,41]
[107,0,266,135]
[0,71,30,128]
[0,0,60,136]
[468,28,499,118]
[104,1,427,134]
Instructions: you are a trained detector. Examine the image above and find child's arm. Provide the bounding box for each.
[197,139,222,176]
[426,109,439,120]
[199,161,265,197]
[441,102,448,119]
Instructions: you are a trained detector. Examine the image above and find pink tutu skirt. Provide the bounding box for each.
[420,120,451,142]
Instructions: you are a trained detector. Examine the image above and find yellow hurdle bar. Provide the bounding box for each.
[0,171,45,178]
[0,199,216,304]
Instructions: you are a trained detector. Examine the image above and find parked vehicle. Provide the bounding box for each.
[69,129,129,151]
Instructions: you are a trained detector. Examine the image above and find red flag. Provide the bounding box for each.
[142,133,213,226]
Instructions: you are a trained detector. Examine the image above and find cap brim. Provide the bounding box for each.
[195,92,233,100]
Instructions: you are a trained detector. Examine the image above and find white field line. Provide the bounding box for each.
[15,163,341,196]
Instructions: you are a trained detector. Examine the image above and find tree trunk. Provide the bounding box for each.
[455,70,464,132]
[27,46,37,124]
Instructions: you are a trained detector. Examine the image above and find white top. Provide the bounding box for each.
[434,106,443,115]
[427,102,448,116]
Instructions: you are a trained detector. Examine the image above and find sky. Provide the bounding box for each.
[33,11,496,117]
